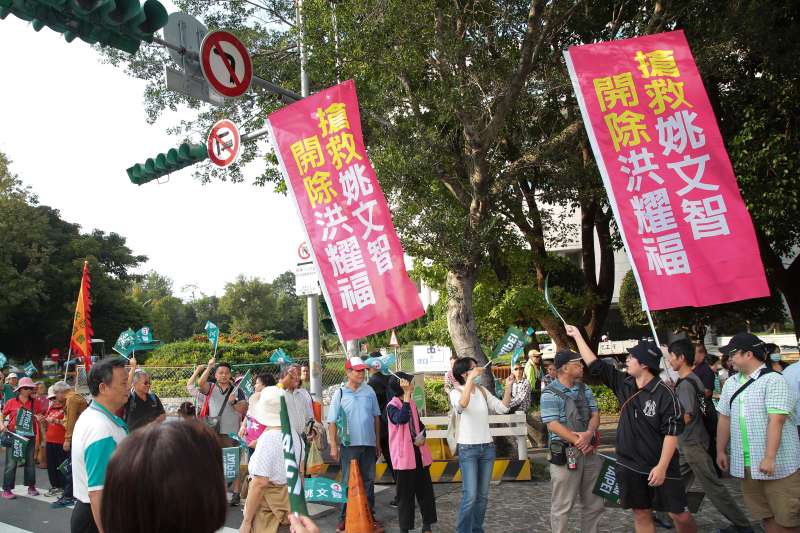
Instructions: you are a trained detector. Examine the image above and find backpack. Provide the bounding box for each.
[677,377,720,474]
[544,382,591,437]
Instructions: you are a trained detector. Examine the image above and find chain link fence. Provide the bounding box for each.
[74,350,416,413]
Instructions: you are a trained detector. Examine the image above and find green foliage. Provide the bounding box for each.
[589,385,619,414]
[619,270,786,340]
[423,379,450,415]
[145,334,306,366]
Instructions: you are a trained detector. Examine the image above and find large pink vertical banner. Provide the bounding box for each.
[267,80,424,341]
[564,30,768,310]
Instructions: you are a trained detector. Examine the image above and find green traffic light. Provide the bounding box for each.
[0,0,168,54]
[126,142,208,185]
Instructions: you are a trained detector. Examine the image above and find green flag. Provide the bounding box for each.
[221,446,240,482]
[491,327,527,359]
[238,370,254,398]
[270,348,294,365]
[0,352,6,368]
[9,431,29,461]
[57,458,72,477]
[15,407,35,437]
[592,458,621,505]
[113,328,136,359]
[23,360,36,377]
[205,321,219,352]
[281,394,308,516]
[304,477,347,504]
[228,432,248,450]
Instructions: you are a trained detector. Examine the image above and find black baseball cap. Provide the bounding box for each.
[627,340,662,370]
[718,332,767,358]
[554,350,582,369]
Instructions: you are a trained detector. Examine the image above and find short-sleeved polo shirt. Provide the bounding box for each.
[72,401,128,503]
[326,383,380,447]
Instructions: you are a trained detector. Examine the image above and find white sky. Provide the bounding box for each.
[0,16,305,299]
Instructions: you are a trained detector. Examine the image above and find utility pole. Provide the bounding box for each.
[296,0,322,403]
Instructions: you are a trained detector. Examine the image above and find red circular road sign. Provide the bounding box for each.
[298,242,311,261]
[200,30,253,98]
[207,119,241,168]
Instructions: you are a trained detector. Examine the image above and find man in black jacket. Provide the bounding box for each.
[566,325,698,533]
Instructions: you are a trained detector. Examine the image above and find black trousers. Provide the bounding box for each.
[396,447,437,532]
[71,500,100,533]
[45,442,68,489]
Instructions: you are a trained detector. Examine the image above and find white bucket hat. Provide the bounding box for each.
[250,386,283,427]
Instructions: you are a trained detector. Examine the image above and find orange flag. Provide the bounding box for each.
[70,261,93,372]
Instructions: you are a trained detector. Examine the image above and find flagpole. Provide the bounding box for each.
[63,347,72,383]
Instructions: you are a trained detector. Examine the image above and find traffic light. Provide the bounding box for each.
[127,142,208,185]
[0,0,168,54]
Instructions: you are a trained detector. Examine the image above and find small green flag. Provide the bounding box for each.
[9,431,29,461]
[281,394,308,516]
[491,327,526,359]
[57,458,72,477]
[221,446,240,482]
[205,321,219,351]
[23,360,37,377]
[113,328,136,359]
[304,477,347,504]
[592,458,621,505]
[238,370,254,398]
[228,432,248,450]
[0,352,7,368]
[270,348,294,365]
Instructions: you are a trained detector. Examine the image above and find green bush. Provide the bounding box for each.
[424,379,450,414]
[146,335,306,366]
[590,384,619,413]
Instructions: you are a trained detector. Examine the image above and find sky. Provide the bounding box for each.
[0,16,305,299]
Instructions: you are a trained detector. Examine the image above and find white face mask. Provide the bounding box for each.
[770,354,782,363]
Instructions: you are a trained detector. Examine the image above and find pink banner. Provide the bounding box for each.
[565,30,768,310]
[267,80,425,341]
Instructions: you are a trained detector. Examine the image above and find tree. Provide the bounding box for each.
[619,270,786,342]
[219,275,278,334]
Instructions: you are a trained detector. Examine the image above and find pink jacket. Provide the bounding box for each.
[387,396,432,471]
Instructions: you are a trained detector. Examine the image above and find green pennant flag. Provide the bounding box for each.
[592,458,621,505]
[270,348,294,365]
[0,352,7,368]
[304,477,347,504]
[238,370,254,398]
[23,360,36,377]
[57,458,72,477]
[205,321,219,352]
[15,407,35,437]
[221,446,240,482]
[281,394,308,516]
[9,431,30,461]
[491,326,527,359]
[113,328,136,359]
[228,432,249,450]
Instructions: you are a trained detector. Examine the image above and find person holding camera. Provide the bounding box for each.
[386,372,437,533]
[540,350,604,533]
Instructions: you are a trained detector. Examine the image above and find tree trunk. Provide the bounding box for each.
[446,266,486,364]
[756,231,800,344]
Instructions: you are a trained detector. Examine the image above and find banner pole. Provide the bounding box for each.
[63,347,72,383]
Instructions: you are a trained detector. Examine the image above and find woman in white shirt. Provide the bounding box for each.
[449,357,513,533]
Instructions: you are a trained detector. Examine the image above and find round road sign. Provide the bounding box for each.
[298,242,311,261]
[200,30,253,98]
[207,119,241,168]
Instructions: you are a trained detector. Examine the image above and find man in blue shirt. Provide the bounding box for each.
[540,350,604,533]
[327,356,383,533]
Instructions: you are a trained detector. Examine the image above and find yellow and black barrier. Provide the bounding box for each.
[312,459,531,483]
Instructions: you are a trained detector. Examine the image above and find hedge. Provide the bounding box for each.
[145,334,308,366]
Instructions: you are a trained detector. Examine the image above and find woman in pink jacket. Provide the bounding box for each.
[386,372,437,533]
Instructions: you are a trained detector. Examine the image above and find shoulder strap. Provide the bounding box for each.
[619,389,645,414]
[216,385,235,418]
[729,367,772,408]
[545,383,572,402]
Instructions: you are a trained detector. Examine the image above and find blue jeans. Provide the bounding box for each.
[338,445,377,522]
[457,443,495,533]
[3,440,36,491]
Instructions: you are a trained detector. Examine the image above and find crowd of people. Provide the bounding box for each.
[0,330,798,533]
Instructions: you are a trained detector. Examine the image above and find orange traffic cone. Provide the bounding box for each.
[344,458,375,533]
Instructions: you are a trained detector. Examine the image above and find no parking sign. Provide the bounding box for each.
[206,119,241,168]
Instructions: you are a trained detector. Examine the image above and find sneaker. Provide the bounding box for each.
[27,487,40,497]
[50,496,75,509]
[45,487,62,497]
[229,493,240,507]
[1,490,15,500]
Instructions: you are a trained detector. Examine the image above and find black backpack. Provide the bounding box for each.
[677,377,720,474]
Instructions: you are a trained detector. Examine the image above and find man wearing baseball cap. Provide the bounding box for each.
[565,325,697,533]
[540,350,604,533]
[326,356,384,532]
[716,332,800,531]
[3,373,19,403]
